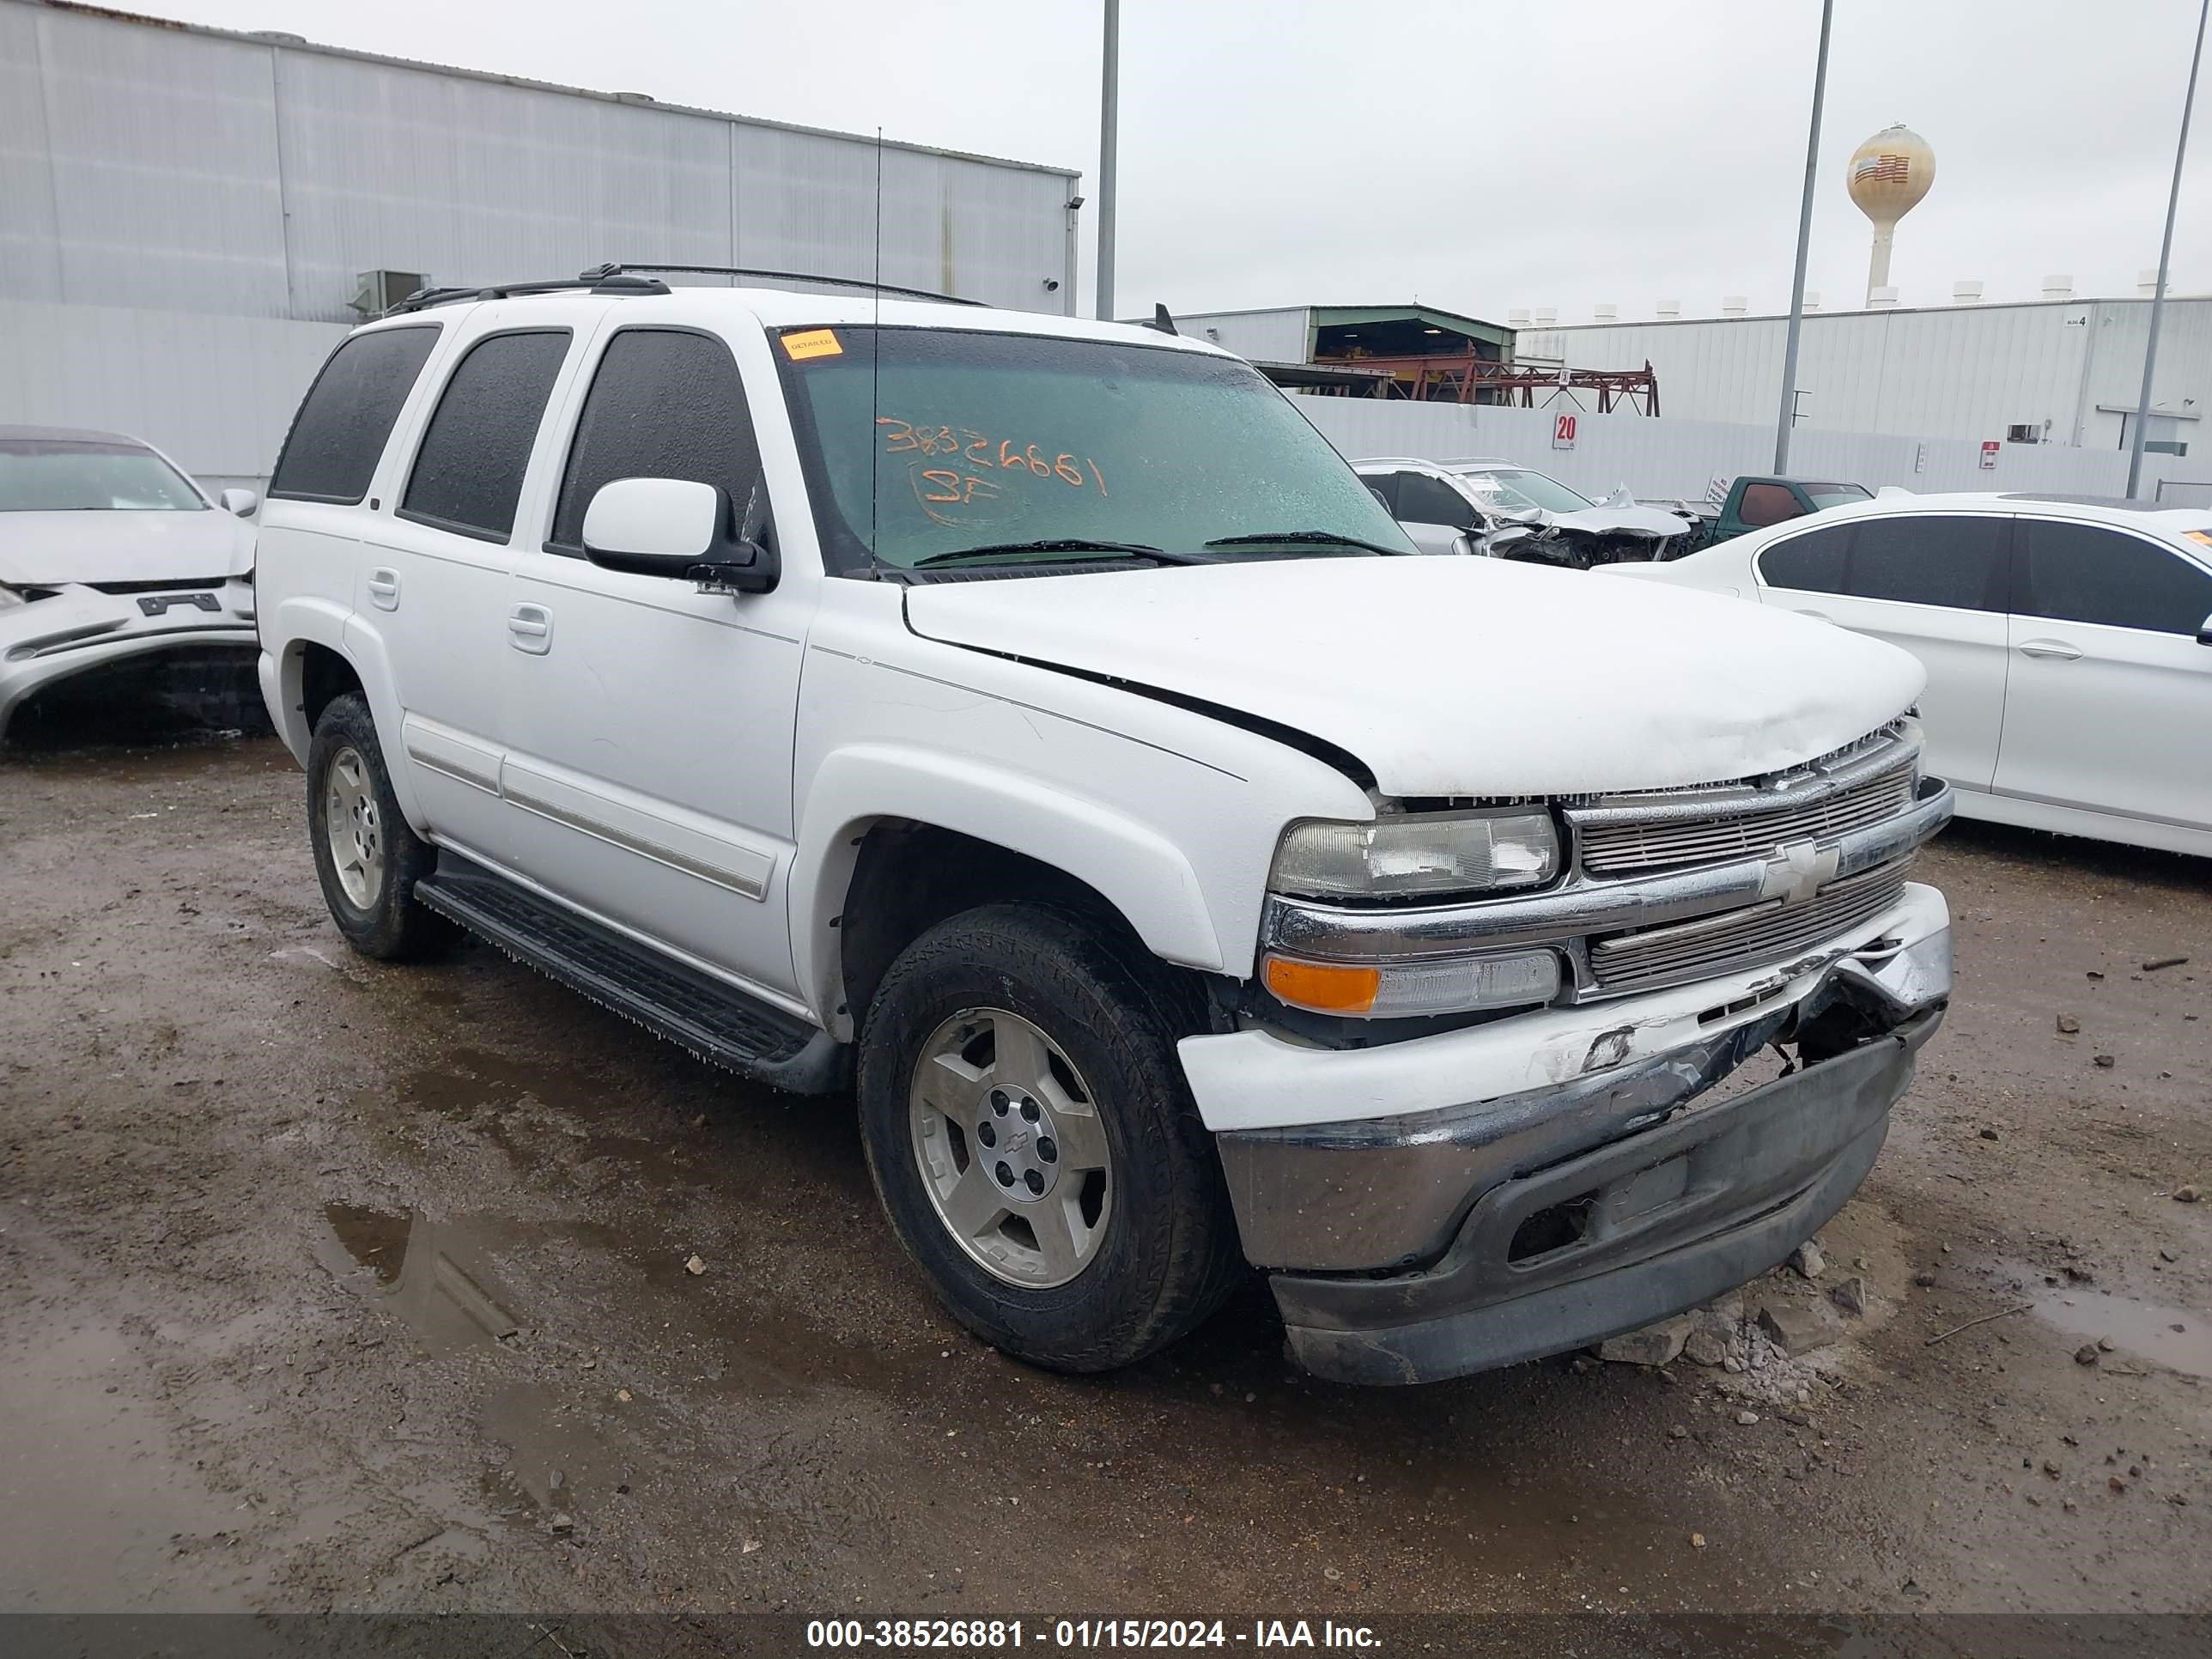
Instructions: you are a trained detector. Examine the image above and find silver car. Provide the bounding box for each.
[0,426,258,742]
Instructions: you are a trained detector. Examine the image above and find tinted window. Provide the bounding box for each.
[1737,483,1803,527]
[270,325,441,505]
[1847,514,2008,610]
[1396,472,1475,528]
[1758,523,1850,593]
[1360,472,1400,513]
[549,329,764,555]
[399,330,570,541]
[2019,520,2212,635]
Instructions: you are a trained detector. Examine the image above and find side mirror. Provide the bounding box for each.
[581,477,778,594]
[220,488,258,518]
[2198,611,2212,645]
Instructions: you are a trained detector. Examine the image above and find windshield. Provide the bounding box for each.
[1806,483,1873,509]
[1449,466,1593,515]
[776,327,1413,572]
[0,437,204,512]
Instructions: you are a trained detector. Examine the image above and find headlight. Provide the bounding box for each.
[1270,809,1559,902]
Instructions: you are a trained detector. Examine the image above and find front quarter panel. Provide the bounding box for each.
[788,579,1374,1033]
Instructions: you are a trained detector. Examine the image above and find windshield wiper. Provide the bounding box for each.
[908,538,1207,569]
[1202,530,1406,557]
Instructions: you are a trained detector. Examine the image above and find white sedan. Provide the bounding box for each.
[1,425,258,743]
[1600,491,2212,858]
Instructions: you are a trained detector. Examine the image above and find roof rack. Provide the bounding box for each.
[590,263,981,306]
[382,263,981,315]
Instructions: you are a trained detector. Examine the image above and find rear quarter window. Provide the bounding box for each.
[269,325,441,506]
[1756,522,1850,593]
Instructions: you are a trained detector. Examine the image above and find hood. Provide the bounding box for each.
[902,557,1924,798]
[0,508,255,587]
[1543,503,1694,540]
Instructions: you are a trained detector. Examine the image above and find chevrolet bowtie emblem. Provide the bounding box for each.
[1759,838,1839,908]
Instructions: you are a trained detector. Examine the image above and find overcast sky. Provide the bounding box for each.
[159,0,2212,325]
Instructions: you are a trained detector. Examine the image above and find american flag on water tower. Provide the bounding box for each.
[1854,153,1912,184]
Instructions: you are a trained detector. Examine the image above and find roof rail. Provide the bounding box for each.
[588,262,983,306]
[381,264,984,317]
[384,270,671,313]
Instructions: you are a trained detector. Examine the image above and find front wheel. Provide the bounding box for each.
[856,904,1243,1373]
[306,692,457,961]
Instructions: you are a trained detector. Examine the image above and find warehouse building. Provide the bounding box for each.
[0,0,1079,492]
[1516,291,2212,459]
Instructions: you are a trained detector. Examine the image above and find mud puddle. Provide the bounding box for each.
[2030,1286,2212,1380]
[0,1320,261,1611]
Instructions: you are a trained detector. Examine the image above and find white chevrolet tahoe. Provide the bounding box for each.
[255,265,1954,1385]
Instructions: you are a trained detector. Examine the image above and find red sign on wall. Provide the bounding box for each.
[1553,412,1578,450]
[1979,440,2001,470]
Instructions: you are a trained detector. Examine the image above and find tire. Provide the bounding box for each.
[856,902,1244,1373]
[306,692,458,962]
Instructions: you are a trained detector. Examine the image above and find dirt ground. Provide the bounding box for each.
[3,731,2207,1623]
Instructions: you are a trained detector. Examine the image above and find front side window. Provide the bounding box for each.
[777,328,1411,573]
[0,436,204,512]
[270,325,441,505]
[1846,514,2008,610]
[548,329,768,556]
[1757,522,1850,593]
[1737,483,1803,527]
[1395,473,1476,528]
[2018,520,2212,635]
[400,330,571,542]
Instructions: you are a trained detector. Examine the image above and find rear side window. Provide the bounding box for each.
[269,325,441,505]
[1757,523,1850,593]
[547,328,765,556]
[1396,473,1476,528]
[1360,472,1400,514]
[399,330,571,542]
[2018,520,2212,635]
[1736,483,1803,527]
[1847,514,2008,610]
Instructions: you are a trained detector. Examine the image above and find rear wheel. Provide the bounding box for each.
[857,904,1243,1372]
[306,693,457,961]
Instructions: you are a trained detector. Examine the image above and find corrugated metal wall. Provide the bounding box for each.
[0,0,1076,322]
[1169,307,1313,363]
[0,0,1078,484]
[1296,397,2199,503]
[1519,299,2212,454]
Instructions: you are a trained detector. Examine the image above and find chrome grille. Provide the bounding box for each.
[1589,858,1913,995]
[1578,762,1917,877]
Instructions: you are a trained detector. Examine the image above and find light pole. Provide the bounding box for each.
[2128,0,2209,499]
[1096,0,1120,321]
[1775,0,1834,475]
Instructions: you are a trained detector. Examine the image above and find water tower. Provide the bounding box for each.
[1847,125,1936,306]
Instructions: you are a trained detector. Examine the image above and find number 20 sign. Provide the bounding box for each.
[1552,412,1578,450]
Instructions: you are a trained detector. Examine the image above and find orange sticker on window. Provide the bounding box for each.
[782,328,843,361]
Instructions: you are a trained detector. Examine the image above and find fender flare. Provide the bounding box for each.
[270,601,428,830]
[788,742,1226,1034]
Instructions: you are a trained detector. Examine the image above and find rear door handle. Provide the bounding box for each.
[2018,638,2082,661]
[508,603,552,654]
[367,568,399,611]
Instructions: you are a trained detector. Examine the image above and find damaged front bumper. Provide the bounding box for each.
[1182,883,1950,1386]
[0,580,258,740]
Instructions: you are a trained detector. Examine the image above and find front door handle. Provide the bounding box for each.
[2018,638,2083,661]
[507,603,553,654]
[367,568,399,611]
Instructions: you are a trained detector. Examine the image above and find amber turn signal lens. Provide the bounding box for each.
[1263,956,1382,1015]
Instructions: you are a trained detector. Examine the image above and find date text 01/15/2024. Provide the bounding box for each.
[803,1619,1382,1650]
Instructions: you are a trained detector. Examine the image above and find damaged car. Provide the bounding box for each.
[1,426,259,744]
[1357,455,1696,567]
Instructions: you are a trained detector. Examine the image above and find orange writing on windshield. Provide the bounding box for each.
[878,418,1107,497]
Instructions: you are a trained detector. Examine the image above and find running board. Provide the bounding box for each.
[414,856,844,1095]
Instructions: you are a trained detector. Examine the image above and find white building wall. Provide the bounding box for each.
[0,0,1078,486]
[1519,298,2212,456]
[1167,307,1314,362]
[1295,396,2212,506]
